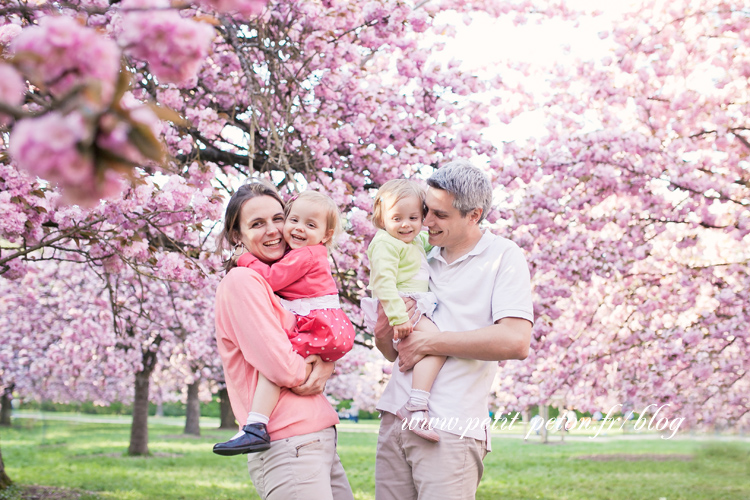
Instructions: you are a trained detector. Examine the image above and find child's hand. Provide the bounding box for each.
[393,320,413,340]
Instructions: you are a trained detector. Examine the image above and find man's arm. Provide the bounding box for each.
[395,317,532,371]
[373,302,398,362]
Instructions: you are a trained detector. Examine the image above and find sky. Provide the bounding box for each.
[439,0,644,69]
[432,1,640,144]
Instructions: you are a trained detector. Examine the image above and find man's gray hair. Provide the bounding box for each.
[426,160,493,223]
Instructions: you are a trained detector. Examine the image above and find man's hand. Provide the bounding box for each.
[396,328,430,372]
[291,355,334,396]
[403,298,418,323]
[374,298,419,362]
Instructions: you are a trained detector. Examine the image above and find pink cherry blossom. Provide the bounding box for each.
[9,111,93,185]
[12,16,120,103]
[0,23,22,46]
[196,0,267,16]
[119,1,216,85]
[0,63,25,107]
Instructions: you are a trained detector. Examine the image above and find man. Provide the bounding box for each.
[373,160,534,500]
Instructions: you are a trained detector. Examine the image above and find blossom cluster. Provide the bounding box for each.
[1,0,748,433]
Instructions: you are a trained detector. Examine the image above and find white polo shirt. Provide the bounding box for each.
[376,230,534,441]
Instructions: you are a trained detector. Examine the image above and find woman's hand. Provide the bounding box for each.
[291,355,335,396]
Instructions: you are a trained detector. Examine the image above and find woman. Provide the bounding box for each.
[213,181,354,500]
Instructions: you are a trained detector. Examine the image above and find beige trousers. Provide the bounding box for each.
[247,427,354,500]
[375,412,487,500]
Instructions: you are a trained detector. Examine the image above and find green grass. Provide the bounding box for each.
[2,417,750,499]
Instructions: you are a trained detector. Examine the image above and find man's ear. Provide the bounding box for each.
[468,208,483,225]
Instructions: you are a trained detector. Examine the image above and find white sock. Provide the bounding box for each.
[408,389,430,421]
[246,412,270,426]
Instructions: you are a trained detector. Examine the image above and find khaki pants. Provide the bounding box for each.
[375,412,487,500]
[247,427,354,500]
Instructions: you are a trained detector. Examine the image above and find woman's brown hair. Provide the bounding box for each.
[217,180,285,272]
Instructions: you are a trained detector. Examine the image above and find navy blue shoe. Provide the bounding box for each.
[213,423,271,456]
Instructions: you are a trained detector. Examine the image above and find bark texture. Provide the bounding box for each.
[218,387,237,429]
[0,387,12,427]
[0,447,12,490]
[184,380,201,436]
[128,369,151,456]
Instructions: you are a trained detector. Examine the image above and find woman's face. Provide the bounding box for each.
[236,195,286,264]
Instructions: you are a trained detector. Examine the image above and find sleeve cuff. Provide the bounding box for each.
[493,309,535,325]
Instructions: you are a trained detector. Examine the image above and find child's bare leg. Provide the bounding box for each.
[395,316,446,442]
[411,317,445,392]
[415,315,439,334]
[411,355,448,393]
[251,373,280,419]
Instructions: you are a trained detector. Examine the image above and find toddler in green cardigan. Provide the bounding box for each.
[361,179,445,442]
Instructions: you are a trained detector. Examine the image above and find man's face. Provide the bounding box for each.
[424,188,472,249]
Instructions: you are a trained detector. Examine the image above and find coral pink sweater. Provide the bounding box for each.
[214,267,339,441]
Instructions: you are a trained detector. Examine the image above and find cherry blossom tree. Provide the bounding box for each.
[0,263,136,406]
[2,0,747,488]
[0,261,134,486]
[0,0,546,474]
[489,0,749,429]
[148,278,220,436]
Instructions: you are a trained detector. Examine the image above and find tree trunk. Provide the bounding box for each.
[0,387,12,427]
[522,410,529,441]
[560,412,565,443]
[155,401,164,417]
[218,387,237,430]
[128,369,151,456]
[0,446,12,490]
[540,405,549,444]
[184,380,201,436]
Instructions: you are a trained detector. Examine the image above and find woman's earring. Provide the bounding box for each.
[232,242,247,258]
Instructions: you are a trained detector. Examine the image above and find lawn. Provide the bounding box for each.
[1,416,749,499]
